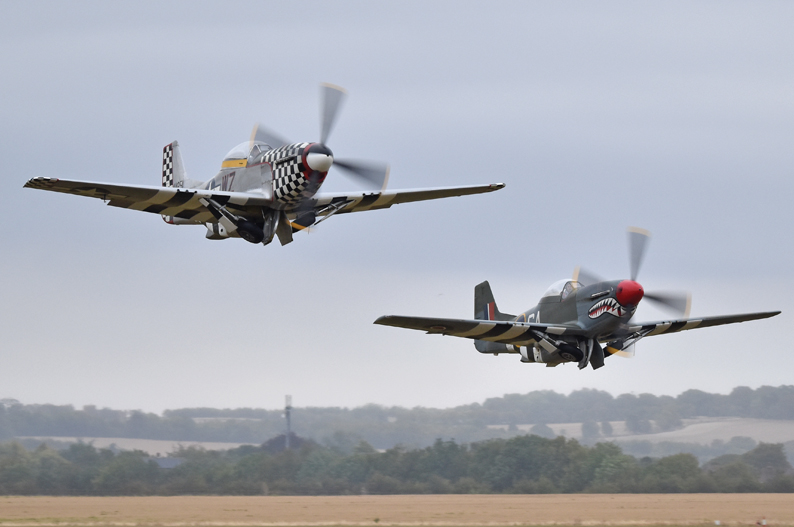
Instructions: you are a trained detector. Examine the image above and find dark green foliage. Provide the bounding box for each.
[0,442,38,494]
[93,451,160,495]
[0,438,791,495]
[706,459,762,492]
[741,442,792,481]
[637,453,702,492]
[4,387,794,496]
[618,436,758,463]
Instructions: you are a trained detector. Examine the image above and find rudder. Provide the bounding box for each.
[162,141,188,188]
[474,281,515,354]
[474,280,514,321]
[162,141,198,225]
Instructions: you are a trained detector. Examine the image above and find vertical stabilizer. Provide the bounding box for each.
[162,141,200,224]
[474,281,515,321]
[162,141,188,188]
[474,281,515,354]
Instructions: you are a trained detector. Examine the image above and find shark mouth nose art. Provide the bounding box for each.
[588,297,625,319]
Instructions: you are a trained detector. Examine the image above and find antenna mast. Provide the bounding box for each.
[284,395,292,450]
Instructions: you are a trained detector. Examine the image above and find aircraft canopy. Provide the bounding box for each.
[542,279,582,300]
[223,141,272,161]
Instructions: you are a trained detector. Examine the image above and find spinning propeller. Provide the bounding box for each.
[574,226,692,318]
[250,83,390,193]
[573,227,691,361]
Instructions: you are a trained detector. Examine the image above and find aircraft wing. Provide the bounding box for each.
[376,311,781,346]
[374,315,585,345]
[612,311,781,340]
[307,183,505,220]
[23,177,271,223]
[24,177,505,225]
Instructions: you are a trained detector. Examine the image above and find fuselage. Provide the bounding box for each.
[197,140,331,209]
[515,279,641,341]
[478,278,643,366]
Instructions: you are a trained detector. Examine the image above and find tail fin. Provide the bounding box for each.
[474,281,515,321]
[162,141,188,188]
[474,281,516,354]
[162,141,193,225]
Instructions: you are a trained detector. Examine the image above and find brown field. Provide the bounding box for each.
[0,495,792,527]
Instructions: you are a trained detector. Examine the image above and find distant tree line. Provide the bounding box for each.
[617,436,761,461]
[0,434,792,495]
[1,385,793,450]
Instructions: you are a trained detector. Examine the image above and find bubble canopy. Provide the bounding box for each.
[542,279,582,300]
[223,141,272,161]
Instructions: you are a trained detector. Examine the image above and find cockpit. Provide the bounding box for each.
[221,141,272,168]
[541,279,582,301]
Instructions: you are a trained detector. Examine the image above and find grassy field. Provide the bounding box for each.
[0,495,791,526]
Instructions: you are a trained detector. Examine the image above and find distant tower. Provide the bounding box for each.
[284,395,292,450]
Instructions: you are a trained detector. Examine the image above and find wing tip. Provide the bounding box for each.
[740,311,781,320]
[23,176,57,189]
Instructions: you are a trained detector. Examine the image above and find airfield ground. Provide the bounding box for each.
[1,495,792,526]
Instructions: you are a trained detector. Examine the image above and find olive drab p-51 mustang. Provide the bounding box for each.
[24,84,504,246]
[375,228,780,370]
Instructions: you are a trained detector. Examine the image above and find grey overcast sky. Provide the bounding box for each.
[1,1,792,413]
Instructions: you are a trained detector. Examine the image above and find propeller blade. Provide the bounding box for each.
[572,266,604,287]
[644,290,692,318]
[615,343,635,358]
[627,226,651,281]
[250,123,290,150]
[320,83,347,145]
[334,159,390,191]
[605,336,635,358]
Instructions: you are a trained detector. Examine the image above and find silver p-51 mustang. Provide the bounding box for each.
[25,84,504,246]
